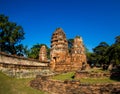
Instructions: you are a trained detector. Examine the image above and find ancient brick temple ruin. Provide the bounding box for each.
[71,36,87,70]
[49,28,87,72]
[39,45,47,62]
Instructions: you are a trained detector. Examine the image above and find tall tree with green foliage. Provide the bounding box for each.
[106,35,120,65]
[0,14,25,55]
[93,42,110,66]
[115,35,120,44]
[27,44,50,59]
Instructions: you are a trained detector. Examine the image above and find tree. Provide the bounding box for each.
[106,36,120,65]
[0,14,25,55]
[93,42,109,55]
[107,44,120,64]
[93,42,109,66]
[86,52,96,67]
[68,38,74,53]
[115,35,120,44]
[27,44,50,59]
[16,44,28,56]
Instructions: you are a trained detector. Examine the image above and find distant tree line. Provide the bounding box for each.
[86,36,120,69]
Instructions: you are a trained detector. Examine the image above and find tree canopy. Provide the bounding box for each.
[87,36,120,69]
[68,38,74,53]
[0,14,25,55]
[106,35,120,65]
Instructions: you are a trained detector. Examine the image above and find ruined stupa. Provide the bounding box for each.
[39,45,47,62]
[71,36,87,70]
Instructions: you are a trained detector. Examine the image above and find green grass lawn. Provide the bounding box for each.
[88,68,109,73]
[52,71,119,84]
[80,77,117,84]
[52,72,75,81]
[0,68,119,94]
[0,71,47,94]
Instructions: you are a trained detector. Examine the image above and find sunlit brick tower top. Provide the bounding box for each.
[71,36,87,70]
[39,45,47,62]
[72,36,85,54]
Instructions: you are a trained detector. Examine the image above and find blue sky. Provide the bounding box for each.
[0,0,120,51]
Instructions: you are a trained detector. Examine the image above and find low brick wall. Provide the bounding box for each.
[75,70,110,79]
[30,75,120,94]
[0,52,50,78]
[0,52,49,66]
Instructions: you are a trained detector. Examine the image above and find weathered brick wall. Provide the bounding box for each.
[0,52,49,66]
[75,71,110,79]
[30,75,120,94]
[0,52,50,78]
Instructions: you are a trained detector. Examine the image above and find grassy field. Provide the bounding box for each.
[0,71,47,94]
[0,69,119,94]
[52,72,75,81]
[52,71,119,84]
[80,78,117,84]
